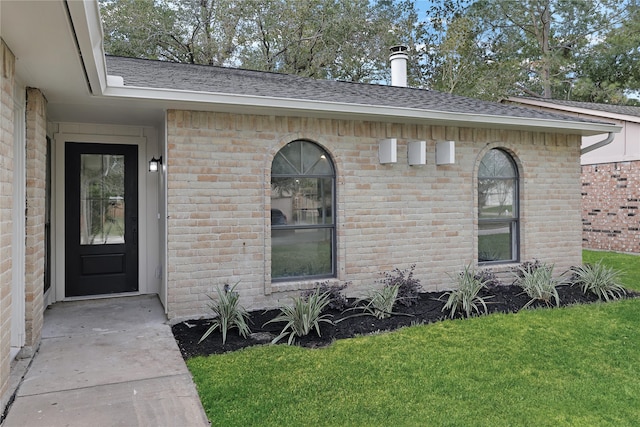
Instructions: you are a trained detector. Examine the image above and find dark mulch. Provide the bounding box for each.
[171,284,634,360]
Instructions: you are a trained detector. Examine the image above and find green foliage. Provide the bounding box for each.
[265,289,333,345]
[571,262,627,302]
[359,284,401,319]
[199,282,251,345]
[513,262,562,309]
[441,265,491,319]
[378,265,422,307]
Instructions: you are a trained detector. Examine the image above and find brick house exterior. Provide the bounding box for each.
[506,97,640,253]
[0,1,621,415]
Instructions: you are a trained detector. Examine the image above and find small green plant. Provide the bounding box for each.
[441,265,492,319]
[514,262,562,309]
[360,284,401,319]
[338,284,413,322]
[571,262,627,301]
[265,289,333,345]
[199,282,252,345]
[379,265,422,307]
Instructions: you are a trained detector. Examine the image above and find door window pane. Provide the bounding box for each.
[80,154,125,245]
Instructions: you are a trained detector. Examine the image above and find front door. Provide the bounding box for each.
[65,143,138,297]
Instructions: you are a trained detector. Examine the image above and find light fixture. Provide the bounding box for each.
[379,138,397,164]
[436,141,455,165]
[149,156,162,172]
[408,140,426,165]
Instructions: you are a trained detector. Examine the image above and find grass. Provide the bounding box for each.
[187,250,640,426]
[583,249,640,291]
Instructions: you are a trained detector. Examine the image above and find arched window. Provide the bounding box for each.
[271,140,335,280]
[478,149,519,264]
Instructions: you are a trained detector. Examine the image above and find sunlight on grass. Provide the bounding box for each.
[187,251,640,426]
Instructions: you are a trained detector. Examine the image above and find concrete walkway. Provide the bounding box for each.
[2,295,210,427]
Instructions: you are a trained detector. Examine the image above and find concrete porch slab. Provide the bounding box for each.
[3,374,209,427]
[2,295,210,427]
[18,325,187,397]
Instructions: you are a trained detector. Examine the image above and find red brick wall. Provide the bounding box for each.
[582,161,640,252]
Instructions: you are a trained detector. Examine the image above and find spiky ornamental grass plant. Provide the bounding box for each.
[337,284,413,322]
[441,265,492,319]
[199,282,252,345]
[571,261,627,302]
[514,262,562,309]
[360,284,401,319]
[265,289,333,345]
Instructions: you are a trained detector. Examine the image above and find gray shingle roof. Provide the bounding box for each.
[514,98,640,118]
[105,56,609,125]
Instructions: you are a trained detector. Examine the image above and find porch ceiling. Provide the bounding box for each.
[0,0,165,127]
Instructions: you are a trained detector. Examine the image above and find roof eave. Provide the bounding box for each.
[507,96,640,124]
[103,85,621,136]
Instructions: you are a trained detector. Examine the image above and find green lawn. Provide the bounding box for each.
[188,250,640,426]
[583,249,640,291]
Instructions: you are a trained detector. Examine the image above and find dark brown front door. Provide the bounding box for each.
[65,142,138,297]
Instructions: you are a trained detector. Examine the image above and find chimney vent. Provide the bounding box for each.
[389,45,408,87]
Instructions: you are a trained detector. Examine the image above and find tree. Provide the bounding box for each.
[100,0,418,83]
[418,0,635,102]
[100,0,247,65]
[571,1,640,103]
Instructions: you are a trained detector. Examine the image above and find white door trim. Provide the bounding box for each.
[11,84,26,353]
[53,132,147,302]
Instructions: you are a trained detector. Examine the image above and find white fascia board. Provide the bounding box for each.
[103,85,621,136]
[508,97,640,125]
[66,0,108,94]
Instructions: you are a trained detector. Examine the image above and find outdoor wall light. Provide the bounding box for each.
[379,138,397,164]
[149,156,162,172]
[436,141,455,165]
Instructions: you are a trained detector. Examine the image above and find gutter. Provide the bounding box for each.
[581,132,615,155]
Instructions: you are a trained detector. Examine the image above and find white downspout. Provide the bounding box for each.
[581,132,615,155]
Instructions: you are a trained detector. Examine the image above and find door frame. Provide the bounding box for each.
[53,133,148,301]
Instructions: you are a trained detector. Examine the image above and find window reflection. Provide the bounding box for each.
[478,149,519,263]
[80,154,125,245]
[271,141,335,280]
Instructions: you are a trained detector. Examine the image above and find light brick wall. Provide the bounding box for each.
[166,110,583,319]
[582,161,640,252]
[0,39,15,415]
[24,87,46,350]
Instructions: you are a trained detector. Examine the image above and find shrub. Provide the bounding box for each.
[571,262,627,302]
[265,289,333,345]
[513,262,562,309]
[302,281,351,311]
[379,265,422,307]
[441,265,492,319]
[511,259,542,281]
[474,268,501,288]
[199,282,252,345]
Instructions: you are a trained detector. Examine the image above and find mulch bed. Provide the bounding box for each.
[172,284,635,360]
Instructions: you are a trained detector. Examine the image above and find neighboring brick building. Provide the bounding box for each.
[0,1,622,415]
[507,97,640,253]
